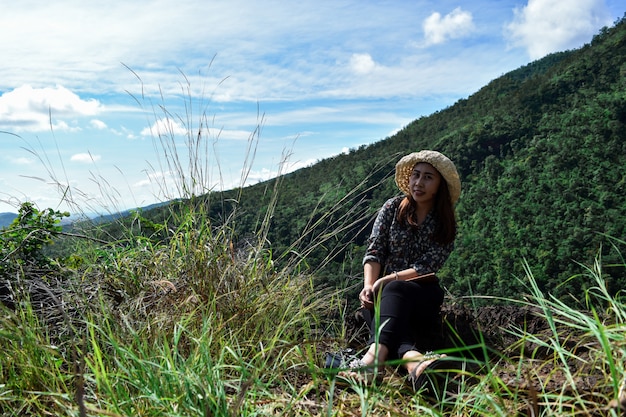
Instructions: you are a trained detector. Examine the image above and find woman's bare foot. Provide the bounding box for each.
[336,343,388,385]
[404,351,447,377]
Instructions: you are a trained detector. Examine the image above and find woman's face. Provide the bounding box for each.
[408,162,441,206]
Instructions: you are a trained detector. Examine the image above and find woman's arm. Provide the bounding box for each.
[360,261,381,309]
[371,269,436,294]
[362,265,436,308]
[362,197,400,267]
[371,268,416,294]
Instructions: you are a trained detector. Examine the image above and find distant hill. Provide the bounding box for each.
[2,200,171,231]
[0,213,18,228]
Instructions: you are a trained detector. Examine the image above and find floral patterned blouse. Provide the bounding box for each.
[363,196,454,276]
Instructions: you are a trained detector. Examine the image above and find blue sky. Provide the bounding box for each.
[0,0,623,215]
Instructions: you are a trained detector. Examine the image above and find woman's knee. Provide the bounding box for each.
[382,280,443,307]
[381,279,408,294]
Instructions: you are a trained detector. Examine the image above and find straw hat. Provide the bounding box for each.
[394,150,461,204]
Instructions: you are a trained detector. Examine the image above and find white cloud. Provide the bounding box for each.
[350,53,376,75]
[140,118,189,137]
[423,7,475,46]
[90,119,107,129]
[281,158,317,174]
[133,171,174,189]
[114,126,137,139]
[239,156,317,188]
[140,117,256,142]
[0,85,102,132]
[71,153,101,163]
[9,157,33,165]
[505,0,613,59]
[243,167,276,185]
[210,127,259,141]
[53,120,82,133]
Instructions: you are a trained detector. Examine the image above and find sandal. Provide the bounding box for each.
[336,359,384,386]
[324,348,358,369]
[407,352,460,397]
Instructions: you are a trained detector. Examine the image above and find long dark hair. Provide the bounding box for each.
[397,177,457,245]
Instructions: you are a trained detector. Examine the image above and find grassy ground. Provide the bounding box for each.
[1,205,625,416]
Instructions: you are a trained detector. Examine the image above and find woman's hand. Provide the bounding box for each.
[360,276,394,309]
[359,285,374,310]
[372,275,392,294]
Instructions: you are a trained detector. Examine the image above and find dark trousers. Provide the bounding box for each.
[362,280,444,359]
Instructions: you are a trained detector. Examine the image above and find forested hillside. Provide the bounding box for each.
[210,17,626,304]
[112,17,626,305]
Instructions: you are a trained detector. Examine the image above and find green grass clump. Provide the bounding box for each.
[2,192,625,417]
[1,202,336,416]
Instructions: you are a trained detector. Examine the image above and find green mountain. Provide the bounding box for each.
[198,17,626,303]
